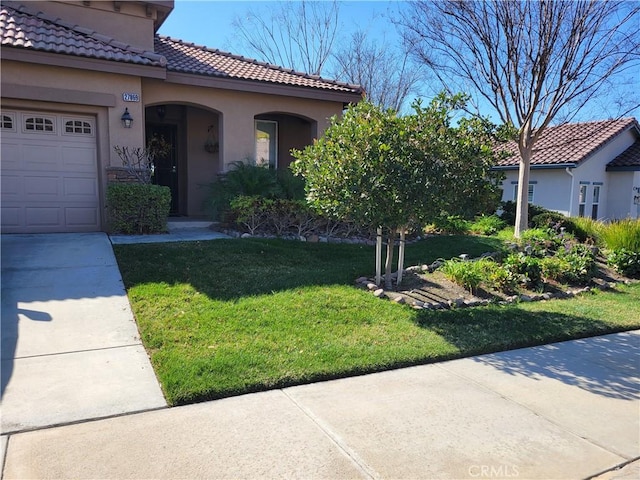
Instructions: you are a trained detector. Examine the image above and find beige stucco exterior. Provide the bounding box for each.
[1,1,358,231]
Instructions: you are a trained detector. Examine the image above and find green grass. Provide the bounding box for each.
[114,237,640,405]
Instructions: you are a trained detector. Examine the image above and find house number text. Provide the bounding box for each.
[123,93,140,102]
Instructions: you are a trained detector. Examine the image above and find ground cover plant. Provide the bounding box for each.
[114,236,640,406]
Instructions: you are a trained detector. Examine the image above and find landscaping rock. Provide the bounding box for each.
[241,233,252,239]
[366,283,378,291]
[373,289,386,298]
[307,234,319,243]
[356,276,369,284]
[519,294,533,302]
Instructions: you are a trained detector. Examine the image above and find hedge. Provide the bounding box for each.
[107,183,171,234]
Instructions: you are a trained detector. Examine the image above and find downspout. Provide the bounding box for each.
[565,167,575,216]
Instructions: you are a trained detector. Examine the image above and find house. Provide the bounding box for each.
[494,118,640,221]
[0,1,363,233]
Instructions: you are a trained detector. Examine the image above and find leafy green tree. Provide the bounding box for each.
[292,95,503,289]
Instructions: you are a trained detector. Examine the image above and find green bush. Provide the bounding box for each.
[107,183,171,234]
[431,215,471,234]
[469,215,506,236]
[600,219,640,252]
[503,252,543,290]
[499,201,549,226]
[607,248,640,278]
[570,217,603,244]
[556,244,597,284]
[440,258,484,293]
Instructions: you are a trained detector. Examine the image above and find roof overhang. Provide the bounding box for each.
[606,165,640,172]
[165,71,363,104]
[1,46,167,79]
[492,163,578,171]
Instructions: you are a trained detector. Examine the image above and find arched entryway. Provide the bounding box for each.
[254,113,317,171]
[145,104,221,216]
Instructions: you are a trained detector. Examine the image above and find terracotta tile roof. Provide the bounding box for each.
[155,35,363,94]
[607,140,640,169]
[495,118,640,168]
[0,4,166,66]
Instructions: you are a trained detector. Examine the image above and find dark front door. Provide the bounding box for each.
[147,124,179,215]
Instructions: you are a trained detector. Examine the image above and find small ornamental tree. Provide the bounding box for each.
[292,95,504,289]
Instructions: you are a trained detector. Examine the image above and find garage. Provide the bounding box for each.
[1,110,100,233]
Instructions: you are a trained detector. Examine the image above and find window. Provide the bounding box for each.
[513,183,535,203]
[25,116,54,133]
[591,185,600,220]
[578,184,587,217]
[1,114,14,130]
[64,119,92,135]
[255,120,278,169]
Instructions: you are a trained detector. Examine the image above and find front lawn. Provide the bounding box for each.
[114,237,640,405]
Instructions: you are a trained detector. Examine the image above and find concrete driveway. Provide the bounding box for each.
[1,233,167,434]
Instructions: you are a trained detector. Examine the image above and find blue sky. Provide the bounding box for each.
[158,1,639,123]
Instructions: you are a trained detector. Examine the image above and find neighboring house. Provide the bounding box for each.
[494,118,640,221]
[0,1,363,233]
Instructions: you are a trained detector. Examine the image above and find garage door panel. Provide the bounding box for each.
[65,207,98,227]
[25,207,62,226]
[1,174,22,197]
[1,142,21,170]
[62,145,97,172]
[1,207,20,227]
[22,144,61,170]
[64,176,98,197]
[1,110,99,233]
[24,175,61,197]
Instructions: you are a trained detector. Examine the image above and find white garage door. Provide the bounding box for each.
[1,110,100,233]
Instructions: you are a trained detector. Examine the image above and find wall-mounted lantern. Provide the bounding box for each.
[121,108,133,128]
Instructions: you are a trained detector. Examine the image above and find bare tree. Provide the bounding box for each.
[331,30,424,112]
[232,0,339,75]
[400,0,640,237]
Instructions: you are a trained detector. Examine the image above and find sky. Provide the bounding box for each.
[158,0,640,123]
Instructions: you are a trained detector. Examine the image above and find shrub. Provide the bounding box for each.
[469,215,506,236]
[440,258,483,293]
[503,252,543,289]
[607,248,640,278]
[540,256,570,282]
[431,215,471,234]
[600,218,640,252]
[107,183,171,234]
[518,228,558,256]
[570,217,603,244]
[556,244,597,284]
[499,201,549,226]
[230,196,272,235]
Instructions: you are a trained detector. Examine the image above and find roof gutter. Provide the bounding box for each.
[492,163,577,171]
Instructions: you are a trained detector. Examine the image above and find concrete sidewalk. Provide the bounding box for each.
[3,329,639,479]
[1,233,167,435]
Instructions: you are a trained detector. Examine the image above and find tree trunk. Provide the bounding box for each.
[384,230,396,290]
[397,229,406,286]
[515,133,534,238]
[375,227,383,286]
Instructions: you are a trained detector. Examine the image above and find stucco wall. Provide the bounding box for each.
[141,79,342,173]
[500,169,573,216]
[24,1,158,50]
[608,171,640,219]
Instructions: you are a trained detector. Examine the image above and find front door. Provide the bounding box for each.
[147,124,179,215]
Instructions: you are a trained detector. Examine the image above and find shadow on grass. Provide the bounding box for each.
[415,306,639,400]
[113,236,504,301]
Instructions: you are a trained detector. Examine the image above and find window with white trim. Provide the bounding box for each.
[578,184,587,217]
[64,119,93,135]
[1,113,15,130]
[24,116,54,133]
[591,185,600,220]
[513,183,535,203]
[255,120,278,169]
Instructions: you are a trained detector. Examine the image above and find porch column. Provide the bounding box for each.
[219,109,255,172]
